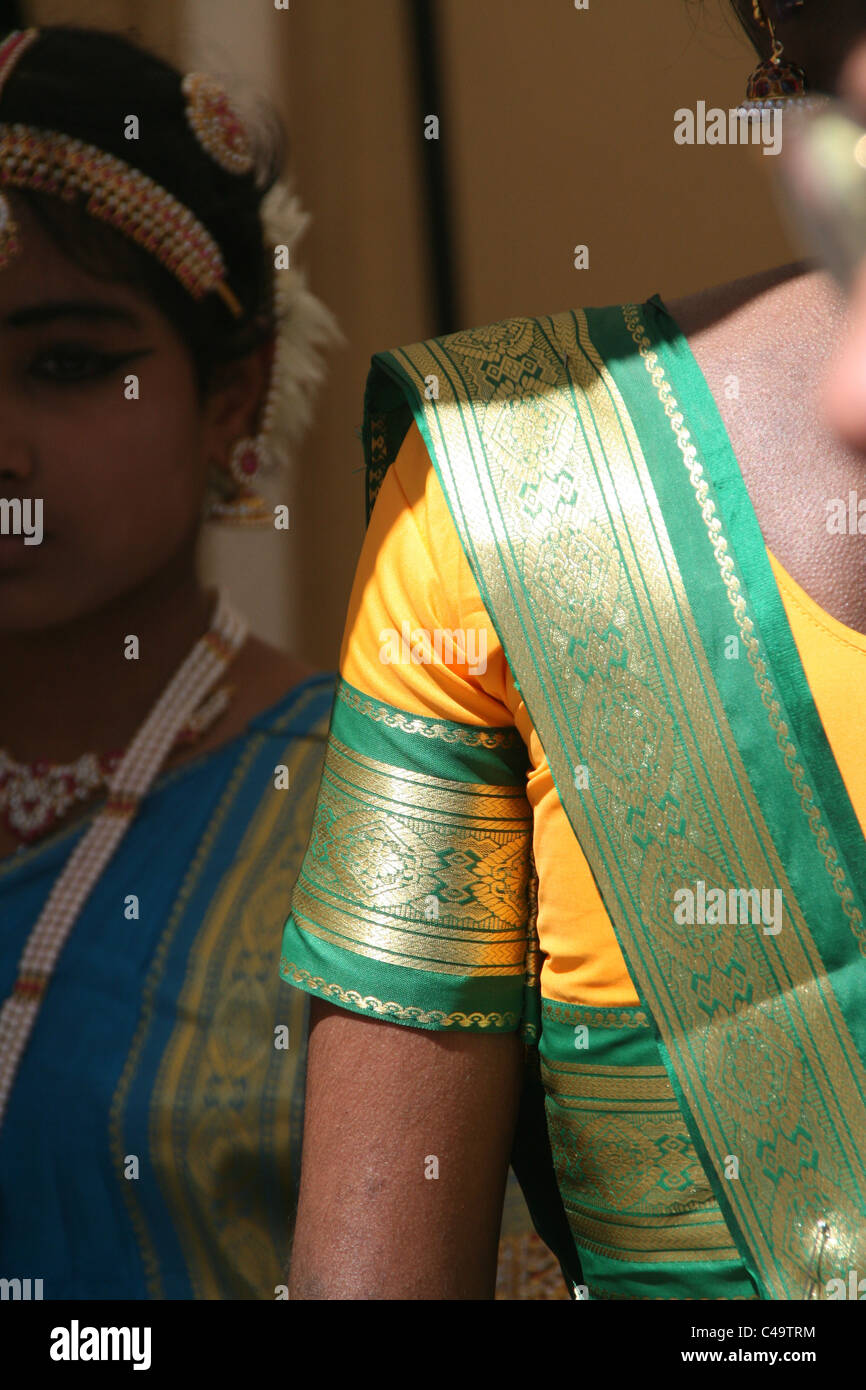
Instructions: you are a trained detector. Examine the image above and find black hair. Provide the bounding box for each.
[727,0,769,56]
[685,1,770,58]
[1,25,286,397]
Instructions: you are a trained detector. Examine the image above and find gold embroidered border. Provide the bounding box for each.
[544,1061,677,1105]
[281,958,519,1029]
[291,732,533,976]
[152,714,329,1298]
[387,310,866,1297]
[568,309,866,1285]
[337,679,521,749]
[545,1061,739,1263]
[623,303,865,956]
[291,900,527,975]
[325,736,531,824]
[564,1206,739,1262]
[542,1001,650,1030]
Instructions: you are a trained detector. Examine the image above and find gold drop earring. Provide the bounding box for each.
[742,0,812,111]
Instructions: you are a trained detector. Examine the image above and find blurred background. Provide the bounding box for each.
[9,0,797,669]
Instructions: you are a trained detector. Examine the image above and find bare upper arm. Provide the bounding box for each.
[289,997,523,1300]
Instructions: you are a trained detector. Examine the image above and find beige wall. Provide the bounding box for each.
[29,0,178,58]
[439,0,793,323]
[27,0,795,668]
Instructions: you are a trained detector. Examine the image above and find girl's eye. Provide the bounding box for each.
[29,345,133,383]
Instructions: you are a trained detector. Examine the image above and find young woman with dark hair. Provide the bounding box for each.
[0,21,561,1304]
[0,23,339,1299]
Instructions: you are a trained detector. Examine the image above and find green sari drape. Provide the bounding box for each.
[356,297,866,1300]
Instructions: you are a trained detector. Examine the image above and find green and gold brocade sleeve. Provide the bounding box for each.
[280,676,535,1031]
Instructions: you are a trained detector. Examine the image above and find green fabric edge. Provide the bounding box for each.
[539,1006,759,1300]
[333,676,529,785]
[361,304,768,1297]
[583,1253,758,1301]
[280,916,524,1033]
[540,1007,662,1069]
[573,298,866,1291]
[642,293,866,993]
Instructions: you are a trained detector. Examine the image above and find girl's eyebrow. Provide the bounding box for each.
[3,299,144,329]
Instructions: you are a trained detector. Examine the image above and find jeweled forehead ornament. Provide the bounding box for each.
[182,72,255,177]
[0,27,34,272]
[0,29,246,317]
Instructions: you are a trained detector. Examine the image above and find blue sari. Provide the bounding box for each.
[0,672,334,1300]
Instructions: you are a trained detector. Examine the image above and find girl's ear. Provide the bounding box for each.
[201,343,272,449]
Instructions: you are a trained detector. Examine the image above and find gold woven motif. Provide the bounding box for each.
[543,1056,740,1263]
[290,735,533,976]
[382,305,866,1298]
[279,960,519,1029]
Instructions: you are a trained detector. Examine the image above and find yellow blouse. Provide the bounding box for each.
[341,420,866,1010]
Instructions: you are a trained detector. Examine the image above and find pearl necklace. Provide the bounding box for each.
[0,589,248,1132]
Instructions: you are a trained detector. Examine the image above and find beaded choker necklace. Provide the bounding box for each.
[0,685,232,844]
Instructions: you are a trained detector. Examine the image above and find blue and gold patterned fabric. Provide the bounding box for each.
[0,673,333,1299]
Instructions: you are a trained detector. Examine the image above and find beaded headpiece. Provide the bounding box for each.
[0,29,243,313]
[0,26,340,521]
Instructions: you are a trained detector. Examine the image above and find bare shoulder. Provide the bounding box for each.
[663,260,813,346]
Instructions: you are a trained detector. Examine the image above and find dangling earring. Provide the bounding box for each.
[206,434,272,526]
[741,0,814,111]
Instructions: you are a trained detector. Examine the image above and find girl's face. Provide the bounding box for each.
[0,194,225,633]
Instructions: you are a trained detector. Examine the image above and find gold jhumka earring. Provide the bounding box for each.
[741,0,811,110]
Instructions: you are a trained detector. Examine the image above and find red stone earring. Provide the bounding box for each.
[743,0,811,110]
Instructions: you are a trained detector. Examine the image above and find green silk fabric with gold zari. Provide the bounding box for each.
[281,296,866,1299]
[357,297,866,1300]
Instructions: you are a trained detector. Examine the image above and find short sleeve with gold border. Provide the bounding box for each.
[279,425,534,1032]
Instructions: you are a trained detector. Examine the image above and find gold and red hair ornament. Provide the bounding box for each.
[0,27,35,270]
[181,72,255,178]
[0,28,244,313]
[0,26,341,523]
